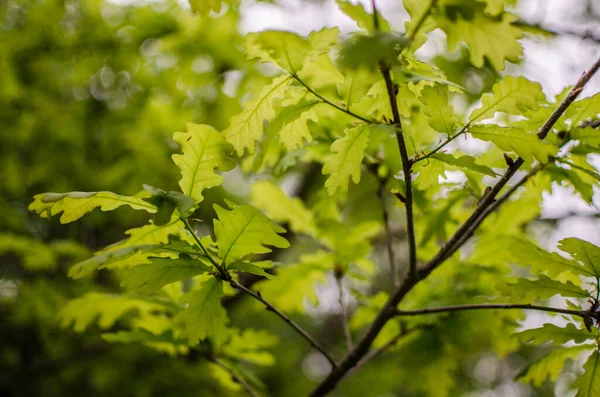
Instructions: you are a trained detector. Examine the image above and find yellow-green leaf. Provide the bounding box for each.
[172,123,235,203]
[213,204,289,264]
[223,75,291,156]
[174,278,228,344]
[323,124,371,195]
[497,275,590,302]
[250,180,318,237]
[517,323,596,345]
[469,125,557,163]
[419,85,457,135]
[558,238,600,278]
[29,191,156,224]
[575,350,600,397]
[470,76,545,122]
[518,345,590,387]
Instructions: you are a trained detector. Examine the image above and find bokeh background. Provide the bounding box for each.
[1,0,600,396]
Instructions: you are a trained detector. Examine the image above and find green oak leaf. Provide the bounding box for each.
[29,191,156,224]
[172,123,235,203]
[269,97,319,151]
[508,237,594,278]
[429,152,498,177]
[223,75,291,156]
[188,0,238,15]
[558,238,600,278]
[174,278,228,344]
[517,345,591,387]
[497,275,590,302]
[336,0,390,31]
[470,76,546,122]
[419,85,457,135]
[575,350,600,397]
[437,5,522,70]
[213,204,289,264]
[59,293,174,332]
[221,328,278,366]
[323,124,371,195]
[120,256,212,294]
[228,261,276,280]
[469,124,557,163]
[245,28,339,73]
[255,251,331,313]
[337,32,409,70]
[517,323,596,345]
[250,180,318,237]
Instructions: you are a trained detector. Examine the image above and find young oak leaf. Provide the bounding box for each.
[418,85,457,135]
[172,123,235,203]
[517,323,596,346]
[336,0,390,31]
[437,6,523,71]
[469,76,546,122]
[469,125,557,163]
[245,28,339,73]
[575,350,600,397]
[255,251,331,313]
[250,180,318,237]
[558,238,600,278]
[188,0,238,16]
[323,124,371,195]
[508,237,594,278]
[268,97,320,151]
[174,278,229,345]
[517,345,591,387]
[29,191,156,224]
[120,256,212,295]
[213,204,289,264]
[59,292,174,333]
[496,275,590,302]
[223,75,291,156]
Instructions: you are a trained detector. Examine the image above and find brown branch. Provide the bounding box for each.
[210,356,261,397]
[230,280,338,368]
[309,54,600,397]
[394,303,590,318]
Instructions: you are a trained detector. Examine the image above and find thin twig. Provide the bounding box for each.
[230,279,338,368]
[377,181,399,287]
[412,123,471,164]
[292,73,376,124]
[309,54,600,397]
[394,303,590,318]
[180,216,226,277]
[210,356,261,397]
[335,273,353,350]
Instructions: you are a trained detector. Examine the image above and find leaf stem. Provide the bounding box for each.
[180,216,227,278]
[209,355,261,397]
[394,303,590,318]
[230,279,338,368]
[406,0,437,44]
[291,73,376,124]
[412,123,471,164]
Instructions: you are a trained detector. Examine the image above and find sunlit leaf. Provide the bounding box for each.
[470,76,545,122]
[323,124,371,195]
[223,75,291,156]
[336,0,390,31]
[213,204,289,264]
[558,238,600,278]
[419,85,457,135]
[517,323,596,345]
[575,350,600,397]
[172,123,235,203]
[174,278,228,344]
[497,275,590,302]
[29,191,156,224]
[250,180,318,237]
[469,125,557,163]
[518,345,590,387]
